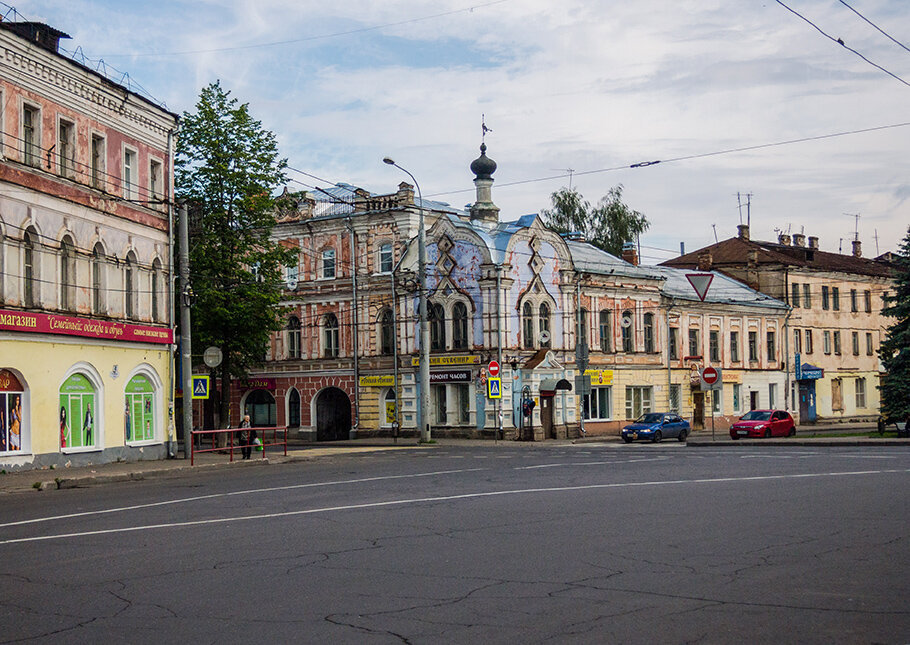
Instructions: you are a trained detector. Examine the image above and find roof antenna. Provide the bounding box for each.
[712,224,718,243]
[550,168,576,190]
[874,228,880,255]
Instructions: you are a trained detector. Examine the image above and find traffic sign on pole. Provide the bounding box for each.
[487,377,502,399]
[488,360,500,377]
[699,366,722,390]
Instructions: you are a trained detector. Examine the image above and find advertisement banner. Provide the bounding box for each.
[0,309,173,344]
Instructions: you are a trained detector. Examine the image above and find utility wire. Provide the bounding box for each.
[775,0,910,88]
[837,0,910,55]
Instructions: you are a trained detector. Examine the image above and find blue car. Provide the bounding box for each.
[621,413,690,443]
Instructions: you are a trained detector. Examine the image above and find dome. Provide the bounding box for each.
[470,143,497,180]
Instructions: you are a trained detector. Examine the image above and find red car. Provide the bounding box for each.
[729,410,796,439]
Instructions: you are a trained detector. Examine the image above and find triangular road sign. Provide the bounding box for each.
[685,273,714,302]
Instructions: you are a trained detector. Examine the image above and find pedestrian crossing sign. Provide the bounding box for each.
[487,377,502,399]
[192,375,210,400]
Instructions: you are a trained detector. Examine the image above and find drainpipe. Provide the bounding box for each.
[166,125,177,458]
[784,305,793,415]
[347,217,359,438]
[576,279,585,436]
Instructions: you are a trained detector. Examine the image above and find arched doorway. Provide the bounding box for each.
[245,389,276,427]
[315,387,351,441]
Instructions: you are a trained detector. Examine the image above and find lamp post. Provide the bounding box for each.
[383,157,431,442]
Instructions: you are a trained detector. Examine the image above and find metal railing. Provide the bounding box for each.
[190,426,288,466]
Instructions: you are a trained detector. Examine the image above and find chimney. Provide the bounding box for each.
[778,233,791,246]
[0,22,70,53]
[808,236,818,250]
[697,250,713,271]
[680,241,685,256]
[621,242,639,266]
[852,239,862,257]
[737,224,750,240]
[792,233,806,247]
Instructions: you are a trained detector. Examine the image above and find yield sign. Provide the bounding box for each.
[685,273,714,301]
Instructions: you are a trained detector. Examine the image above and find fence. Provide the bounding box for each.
[190,426,288,466]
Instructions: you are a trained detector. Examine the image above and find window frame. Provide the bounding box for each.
[23,227,39,307]
[122,145,138,200]
[91,133,106,190]
[149,157,164,204]
[378,243,393,274]
[688,328,700,357]
[452,301,469,350]
[599,310,611,352]
[709,329,720,362]
[287,316,301,359]
[643,313,655,353]
[124,251,137,319]
[323,313,339,358]
[766,330,776,362]
[21,102,41,167]
[320,248,336,279]
[730,330,740,362]
[584,386,613,421]
[748,330,758,362]
[379,308,395,356]
[57,117,75,178]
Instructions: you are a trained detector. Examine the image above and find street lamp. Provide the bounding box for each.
[383,157,431,443]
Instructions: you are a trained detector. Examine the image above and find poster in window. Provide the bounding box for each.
[59,373,96,449]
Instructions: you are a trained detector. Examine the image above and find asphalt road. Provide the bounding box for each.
[2,443,908,644]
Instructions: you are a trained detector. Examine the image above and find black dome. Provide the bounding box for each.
[470,143,497,180]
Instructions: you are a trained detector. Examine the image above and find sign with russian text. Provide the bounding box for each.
[0,309,173,344]
[583,369,613,385]
[430,370,472,383]
[360,375,394,387]
[411,355,479,366]
[240,377,276,391]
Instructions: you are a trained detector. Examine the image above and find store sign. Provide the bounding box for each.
[430,370,472,383]
[411,355,479,366]
[583,369,613,385]
[360,375,394,387]
[240,377,276,391]
[0,309,173,344]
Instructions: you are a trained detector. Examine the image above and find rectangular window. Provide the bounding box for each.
[791,283,800,308]
[599,311,611,352]
[285,264,299,288]
[669,327,678,360]
[769,383,777,409]
[379,244,393,273]
[91,134,105,189]
[457,384,470,424]
[732,383,742,412]
[58,119,75,178]
[748,331,758,362]
[122,148,137,199]
[433,385,447,425]
[822,286,830,310]
[852,331,859,356]
[805,329,813,354]
[624,386,653,420]
[823,330,831,354]
[584,386,612,420]
[712,388,722,413]
[803,284,811,308]
[850,289,857,312]
[832,378,843,411]
[832,287,840,311]
[669,384,681,414]
[688,328,700,357]
[322,249,336,279]
[793,328,802,354]
[864,290,872,313]
[833,330,841,355]
[855,377,866,409]
[22,104,40,167]
[730,331,740,362]
[709,330,719,362]
[149,159,163,202]
[766,330,776,361]
[866,332,873,356]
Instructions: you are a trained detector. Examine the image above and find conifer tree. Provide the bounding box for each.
[878,226,910,426]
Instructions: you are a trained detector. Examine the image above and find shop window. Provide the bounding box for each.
[0,369,25,453]
[382,388,396,427]
[125,374,156,443]
[733,383,742,412]
[456,384,470,424]
[624,386,652,420]
[59,373,98,450]
[584,386,612,420]
[433,385,447,424]
[768,383,777,409]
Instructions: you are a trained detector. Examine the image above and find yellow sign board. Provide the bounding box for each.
[385,400,397,424]
[411,355,479,367]
[722,371,742,383]
[583,369,613,385]
[359,375,395,387]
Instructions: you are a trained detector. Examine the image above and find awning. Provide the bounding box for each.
[539,378,572,396]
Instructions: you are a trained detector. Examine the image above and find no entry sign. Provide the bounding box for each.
[700,366,722,390]
[488,360,501,377]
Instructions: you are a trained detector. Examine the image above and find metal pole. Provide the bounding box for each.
[348,217,359,438]
[666,298,673,414]
[576,280,585,436]
[166,126,177,458]
[391,270,399,444]
[496,265,503,441]
[384,158,431,442]
[178,204,193,459]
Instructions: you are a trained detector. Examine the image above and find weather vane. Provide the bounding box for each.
[482,114,492,143]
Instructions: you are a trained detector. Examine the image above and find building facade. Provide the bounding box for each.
[0,21,177,469]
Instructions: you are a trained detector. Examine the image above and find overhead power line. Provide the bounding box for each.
[837,0,910,55]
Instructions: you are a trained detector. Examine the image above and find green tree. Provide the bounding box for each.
[176,81,294,428]
[878,226,910,423]
[542,185,649,256]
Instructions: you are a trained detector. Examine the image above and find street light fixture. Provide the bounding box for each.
[383,157,431,443]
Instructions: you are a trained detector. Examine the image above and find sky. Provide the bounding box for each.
[11,0,910,262]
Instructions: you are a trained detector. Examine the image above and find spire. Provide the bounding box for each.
[469,140,499,223]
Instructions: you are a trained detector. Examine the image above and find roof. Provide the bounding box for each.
[566,241,663,279]
[652,266,789,309]
[662,236,893,279]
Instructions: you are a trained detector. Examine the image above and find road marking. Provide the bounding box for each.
[0,468,487,529]
[516,457,670,469]
[2,468,907,546]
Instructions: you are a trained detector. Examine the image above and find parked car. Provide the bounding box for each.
[622,413,690,443]
[729,410,795,439]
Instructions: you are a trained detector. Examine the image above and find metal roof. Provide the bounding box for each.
[651,266,789,309]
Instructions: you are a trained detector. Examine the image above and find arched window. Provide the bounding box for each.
[379,243,393,273]
[522,301,534,349]
[321,248,336,279]
[379,308,395,355]
[538,303,551,347]
[323,313,339,357]
[92,243,105,315]
[429,302,445,351]
[621,310,634,353]
[643,313,655,353]
[287,316,301,359]
[125,251,137,319]
[151,258,162,322]
[288,388,301,428]
[23,227,38,307]
[60,235,75,311]
[452,302,469,350]
[577,307,588,347]
[599,310,611,352]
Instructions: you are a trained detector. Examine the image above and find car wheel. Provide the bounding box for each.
[764,429,772,438]
[731,435,739,440]
[678,429,687,442]
[622,436,633,444]
[652,430,662,443]
[788,426,796,437]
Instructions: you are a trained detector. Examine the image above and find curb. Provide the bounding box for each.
[686,438,910,447]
